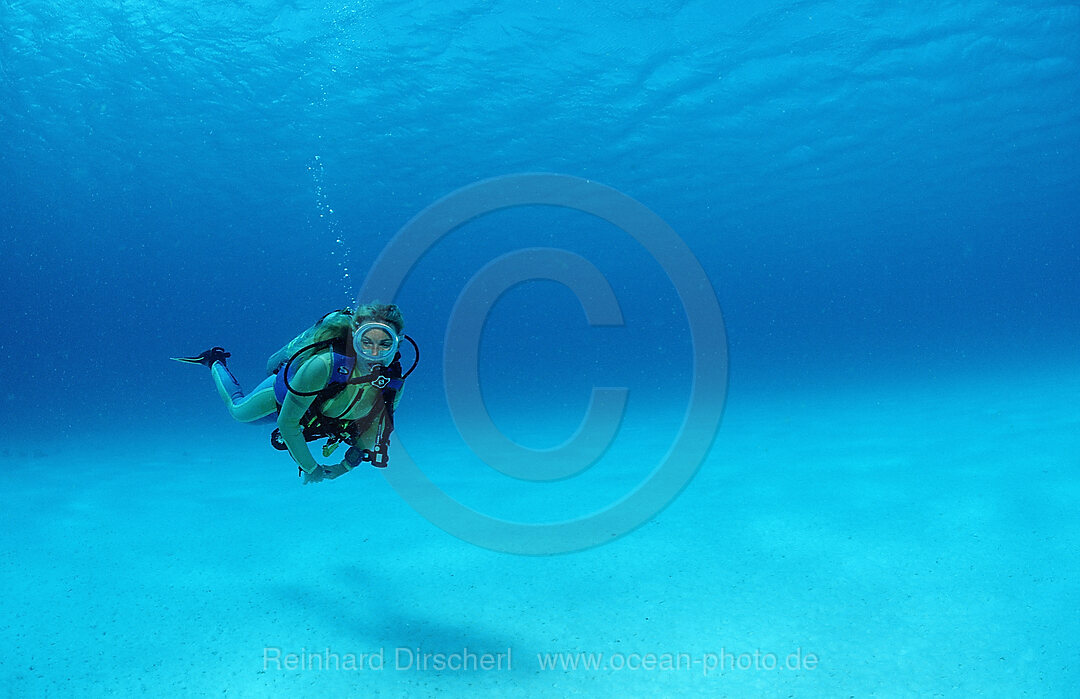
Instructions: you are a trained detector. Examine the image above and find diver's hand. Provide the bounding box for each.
[301,461,350,485]
[321,461,351,480]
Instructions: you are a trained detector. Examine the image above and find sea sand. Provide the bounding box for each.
[2,363,1077,697]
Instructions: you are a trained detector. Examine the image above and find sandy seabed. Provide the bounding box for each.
[2,364,1077,698]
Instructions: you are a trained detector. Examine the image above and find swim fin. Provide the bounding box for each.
[171,347,231,368]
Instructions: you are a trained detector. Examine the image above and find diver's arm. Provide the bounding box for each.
[276,354,332,474]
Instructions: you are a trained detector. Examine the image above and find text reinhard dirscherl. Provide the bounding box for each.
[263,647,511,672]
[262,647,819,676]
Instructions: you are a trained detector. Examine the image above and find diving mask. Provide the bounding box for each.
[353,322,400,366]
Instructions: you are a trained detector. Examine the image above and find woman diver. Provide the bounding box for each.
[174,303,414,484]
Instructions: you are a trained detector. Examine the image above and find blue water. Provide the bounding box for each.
[2,0,1078,695]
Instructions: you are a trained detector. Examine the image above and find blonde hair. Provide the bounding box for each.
[353,302,405,335]
[309,304,405,345]
[268,305,405,376]
[312,309,355,344]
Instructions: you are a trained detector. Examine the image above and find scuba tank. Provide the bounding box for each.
[266,309,352,376]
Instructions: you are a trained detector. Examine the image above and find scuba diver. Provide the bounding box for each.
[173,303,417,484]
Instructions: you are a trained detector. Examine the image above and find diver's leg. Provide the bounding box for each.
[211,364,278,422]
